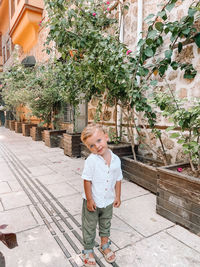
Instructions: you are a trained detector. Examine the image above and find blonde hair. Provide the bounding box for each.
[81,123,105,144]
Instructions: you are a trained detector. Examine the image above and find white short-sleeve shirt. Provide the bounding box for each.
[81,150,123,208]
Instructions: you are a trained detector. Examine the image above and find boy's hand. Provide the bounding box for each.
[113,197,121,208]
[87,199,96,211]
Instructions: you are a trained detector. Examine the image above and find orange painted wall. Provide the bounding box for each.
[0,0,9,34]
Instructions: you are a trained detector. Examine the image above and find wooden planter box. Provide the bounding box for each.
[9,120,16,131]
[44,129,66,148]
[22,123,37,136]
[81,142,132,158]
[157,163,200,235]
[63,133,81,157]
[15,121,22,133]
[5,120,10,128]
[121,155,163,194]
[30,126,47,141]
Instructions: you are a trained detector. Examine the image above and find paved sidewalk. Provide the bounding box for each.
[0,126,200,267]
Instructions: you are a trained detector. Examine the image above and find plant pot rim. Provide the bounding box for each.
[157,162,200,184]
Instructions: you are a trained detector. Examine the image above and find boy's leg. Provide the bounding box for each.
[82,199,98,250]
[98,203,115,262]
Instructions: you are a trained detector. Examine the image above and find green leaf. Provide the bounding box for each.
[194,33,200,48]
[178,42,183,53]
[170,132,180,138]
[165,49,172,59]
[171,61,179,70]
[157,11,167,20]
[148,30,157,39]
[150,80,158,86]
[182,28,190,36]
[138,39,145,47]
[166,126,175,131]
[144,14,155,21]
[146,38,153,45]
[188,7,197,17]
[177,139,185,144]
[166,3,175,12]
[155,22,163,32]
[144,47,154,57]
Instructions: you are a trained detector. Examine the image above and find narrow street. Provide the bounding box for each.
[0,127,200,267]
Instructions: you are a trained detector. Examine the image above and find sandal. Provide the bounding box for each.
[82,249,96,267]
[99,240,116,263]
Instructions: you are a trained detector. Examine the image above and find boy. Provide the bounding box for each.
[81,123,123,267]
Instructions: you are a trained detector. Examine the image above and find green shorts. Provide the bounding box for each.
[82,199,113,250]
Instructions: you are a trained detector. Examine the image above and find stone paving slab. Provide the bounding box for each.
[0,181,11,194]
[167,225,200,254]
[0,206,38,232]
[8,180,22,192]
[58,193,83,216]
[0,226,73,267]
[121,180,150,202]
[116,231,200,267]
[33,173,72,185]
[1,191,32,210]
[114,194,174,237]
[29,165,55,176]
[46,182,78,198]
[110,215,143,248]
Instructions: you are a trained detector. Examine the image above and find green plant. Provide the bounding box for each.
[119,0,200,162]
[153,85,200,176]
[44,0,200,161]
[0,64,33,121]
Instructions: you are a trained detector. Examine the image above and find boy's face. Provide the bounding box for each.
[85,129,109,156]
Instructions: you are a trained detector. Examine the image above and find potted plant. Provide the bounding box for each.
[26,63,69,147]
[0,64,33,131]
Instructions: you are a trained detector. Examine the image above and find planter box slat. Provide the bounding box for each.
[158,188,200,216]
[9,120,16,131]
[122,162,158,185]
[157,196,200,226]
[123,169,156,193]
[15,122,22,133]
[156,205,200,235]
[122,164,157,186]
[159,171,200,193]
[158,177,200,205]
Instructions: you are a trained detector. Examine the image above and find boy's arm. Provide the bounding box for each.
[113,181,121,208]
[84,180,96,211]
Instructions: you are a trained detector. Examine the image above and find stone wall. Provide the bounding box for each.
[88,0,200,163]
